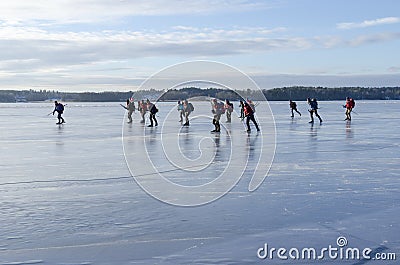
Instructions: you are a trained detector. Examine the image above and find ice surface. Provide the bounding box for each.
[0,101,399,264]
[122,101,275,206]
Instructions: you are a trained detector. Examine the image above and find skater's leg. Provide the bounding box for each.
[227,111,231,122]
[246,116,251,131]
[315,110,322,122]
[154,114,158,126]
[309,110,314,123]
[216,120,220,132]
[250,115,260,131]
[212,118,217,131]
[128,111,132,123]
[184,112,189,125]
[148,114,154,127]
[215,114,221,132]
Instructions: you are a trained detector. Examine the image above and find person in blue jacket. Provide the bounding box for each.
[53,101,65,124]
[307,98,322,123]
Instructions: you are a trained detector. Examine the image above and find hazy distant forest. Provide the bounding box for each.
[1,86,399,103]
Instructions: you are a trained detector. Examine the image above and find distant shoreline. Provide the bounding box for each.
[1,86,399,103]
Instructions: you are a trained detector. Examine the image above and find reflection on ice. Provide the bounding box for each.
[123,101,275,206]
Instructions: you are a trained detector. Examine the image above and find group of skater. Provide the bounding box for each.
[177,100,195,126]
[208,98,259,133]
[289,98,323,123]
[289,97,356,123]
[51,96,356,129]
[122,98,159,127]
[120,97,260,133]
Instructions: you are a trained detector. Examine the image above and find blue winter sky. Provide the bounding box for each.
[0,0,399,91]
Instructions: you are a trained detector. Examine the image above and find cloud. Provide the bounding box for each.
[347,32,400,46]
[388,66,400,72]
[313,35,342,48]
[0,24,303,66]
[0,23,309,90]
[0,24,398,78]
[313,31,400,48]
[337,17,400,30]
[0,0,272,24]
[0,19,399,91]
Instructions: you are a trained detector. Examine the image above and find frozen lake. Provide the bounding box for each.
[0,101,399,264]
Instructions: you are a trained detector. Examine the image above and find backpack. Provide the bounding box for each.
[188,103,194,112]
[150,104,158,114]
[56,104,64,112]
[310,100,318,110]
[249,103,255,113]
[244,104,254,116]
[228,102,234,111]
[218,102,225,114]
[350,99,355,108]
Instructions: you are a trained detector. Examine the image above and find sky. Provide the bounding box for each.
[0,0,399,91]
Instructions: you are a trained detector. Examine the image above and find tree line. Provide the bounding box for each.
[1,87,399,103]
[0,89,134,103]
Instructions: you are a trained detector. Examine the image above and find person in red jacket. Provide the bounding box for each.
[244,102,260,132]
[344,97,355,121]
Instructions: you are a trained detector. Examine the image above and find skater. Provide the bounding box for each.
[246,98,256,113]
[126,99,135,123]
[137,100,141,116]
[147,99,158,127]
[289,100,301,117]
[239,100,245,120]
[225,99,234,123]
[183,100,194,126]
[53,101,65,124]
[139,100,147,123]
[211,98,225,133]
[244,101,260,132]
[307,98,322,123]
[177,100,184,122]
[343,97,355,121]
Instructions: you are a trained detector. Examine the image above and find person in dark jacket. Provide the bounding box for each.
[211,98,225,133]
[307,98,322,123]
[53,101,65,124]
[289,100,301,117]
[146,99,158,127]
[244,102,260,132]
